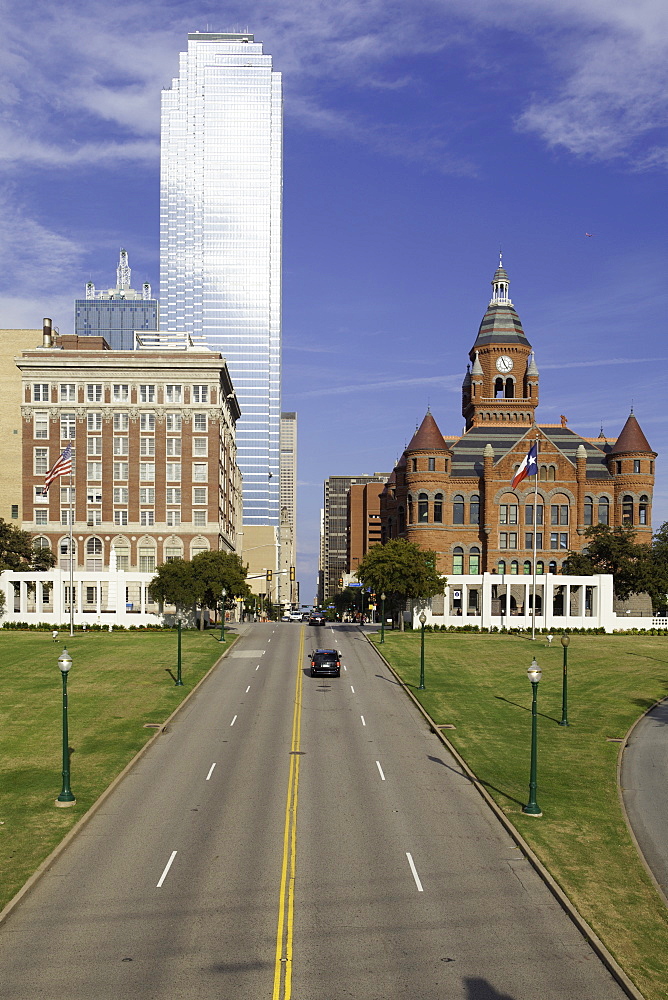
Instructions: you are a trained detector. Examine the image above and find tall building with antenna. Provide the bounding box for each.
[160,32,283,529]
[75,249,158,350]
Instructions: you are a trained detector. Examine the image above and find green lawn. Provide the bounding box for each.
[374,630,668,1000]
[0,629,229,911]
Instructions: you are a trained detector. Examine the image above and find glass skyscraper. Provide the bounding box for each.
[160,32,282,526]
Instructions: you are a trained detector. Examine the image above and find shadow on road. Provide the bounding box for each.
[427,755,525,808]
[465,978,517,1000]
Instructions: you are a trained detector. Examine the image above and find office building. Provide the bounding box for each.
[75,249,158,351]
[280,412,297,602]
[0,327,45,524]
[347,481,384,576]
[160,32,282,529]
[320,474,389,603]
[18,325,241,580]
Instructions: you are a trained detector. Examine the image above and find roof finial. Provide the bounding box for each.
[630,399,634,414]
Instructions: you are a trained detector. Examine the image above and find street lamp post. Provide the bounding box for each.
[522,657,543,817]
[55,648,76,807]
[176,617,184,686]
[380,592,386,644]
[220,588,227,642]
[559,634,570,726]
[418,611,427,690]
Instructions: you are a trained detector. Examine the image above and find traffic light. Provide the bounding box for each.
[266,569,273,582]
[289,566,295,581]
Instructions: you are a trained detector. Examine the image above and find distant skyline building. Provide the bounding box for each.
[320,474,389,603]
[75,249,158,351]
[160,32,283,528]
[280,412,297,602]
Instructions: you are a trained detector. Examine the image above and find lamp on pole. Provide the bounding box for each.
[175,616,184,686]
[55,648,76,806]
[522,657,542,817]
[418,611,427,690]
[380,592,386,644]
[559,634,570,726]
[220,587,227,642]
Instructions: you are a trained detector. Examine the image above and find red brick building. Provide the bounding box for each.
[18,327,241,573]
[347,481,384,576]
[381,260,656,577]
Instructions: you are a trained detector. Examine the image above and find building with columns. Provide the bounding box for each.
[380,260,656,597]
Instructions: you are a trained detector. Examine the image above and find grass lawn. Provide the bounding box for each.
[0,629,230,912]
[374,631,668,1000]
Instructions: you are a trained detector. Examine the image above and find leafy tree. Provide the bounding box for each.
[356,539,444,630]
[191,550,250,629]
[148,559,196,609]
[333,587,362,619]
[0,519,56,571]
[562,524,666,607]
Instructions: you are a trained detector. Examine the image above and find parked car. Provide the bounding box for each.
[309,648,341,677]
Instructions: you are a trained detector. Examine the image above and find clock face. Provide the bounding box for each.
[496,355,514,373]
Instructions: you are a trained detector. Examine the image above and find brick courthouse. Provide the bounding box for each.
[380,260,656,593]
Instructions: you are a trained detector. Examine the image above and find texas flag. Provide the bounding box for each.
[511,443,538,489]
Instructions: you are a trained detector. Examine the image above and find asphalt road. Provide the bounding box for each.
[621,698,668,903]
[0,623,628,999]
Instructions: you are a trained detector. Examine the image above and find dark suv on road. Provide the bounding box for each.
[308,612,326,626]
[309,649,341,677]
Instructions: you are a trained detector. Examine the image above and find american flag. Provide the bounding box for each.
[44,443,73,491]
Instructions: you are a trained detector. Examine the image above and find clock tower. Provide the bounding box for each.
[462,257,539,430]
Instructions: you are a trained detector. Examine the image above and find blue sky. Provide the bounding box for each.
[2,0,668,599]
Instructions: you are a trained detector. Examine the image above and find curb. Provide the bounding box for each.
[617,697,668,905]
[364,631,645,1000]
[0,633,241,929]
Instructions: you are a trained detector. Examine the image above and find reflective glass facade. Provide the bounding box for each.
[160,33,282,526]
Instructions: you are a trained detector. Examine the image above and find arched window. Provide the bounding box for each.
[469,546,480,574]
[470,494,480,524]
[494,377,504,398]
[86,537,103,571]
[505,378,514,398]
[510,560,519,574]
[548,466,556,481]
[622,494,634,526]
[34,536,50,552]
[536,561,544,575]
[539,466,547,481]
[59,537,76,571]
[407,494,414,524]
[598,496,609,525]
[112,538,130,571]
[139,541,156,573]
[453,547,464,574]
[523,560,531,575]
[639,495,649,525]
[584,496,593,526]
[548,560,557,574]
[164,538,184,562]
[453,494,464,524]
[398,505,405,533]
[418,493,429,523]
[497,560,506,574]
[434,493,443,523]
[191,538,210,559]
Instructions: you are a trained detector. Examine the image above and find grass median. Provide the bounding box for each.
[0,629,231,912]
[373,630,668,1000]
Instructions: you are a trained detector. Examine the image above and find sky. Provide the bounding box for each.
[2,0,668,600]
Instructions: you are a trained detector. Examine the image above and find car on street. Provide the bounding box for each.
[309,648,341,677]
[308,612,326,626]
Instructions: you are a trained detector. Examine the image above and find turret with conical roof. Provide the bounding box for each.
[607,410,656,542]
[462,256,538,431]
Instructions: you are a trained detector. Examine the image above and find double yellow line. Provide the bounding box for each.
[272,626,305,1000]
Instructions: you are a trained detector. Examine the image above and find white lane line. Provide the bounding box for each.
[246,685,251,693]
[376,760,385,781]
[343,665,347,672]
[406,853,424,892]
[350,685,355,694]
[157,851,177,888]
[230,715,237,726]
[256,664,260,670]
[360,715,366,726]
[206,763,216,781]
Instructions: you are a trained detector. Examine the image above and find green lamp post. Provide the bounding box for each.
[418,611,427,690]
[559,634,570,726]
[55,648,76,807]
[220,588,227,642]
[380,592,386,644]
[175,616,184,686]
[522,657,543,817]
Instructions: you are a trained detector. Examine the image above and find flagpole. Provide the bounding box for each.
[69,462,74,638]
[531,434,539,641]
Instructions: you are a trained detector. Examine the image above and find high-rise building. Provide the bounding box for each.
[75,250,158,350]
[280,412,297,602]
[320,474,389,603]
[160,32,282,528]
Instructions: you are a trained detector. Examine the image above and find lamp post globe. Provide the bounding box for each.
[56,648,76,806]
[418,611,427,691]
[559,634,570,726]
[523,657,542,816]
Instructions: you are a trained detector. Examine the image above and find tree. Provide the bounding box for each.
[148,559,196,609]
[0,519,56,572]
[333,587,362,620]
[356,539,445,630]
[563,524,659,604]
[191,550,250,629]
